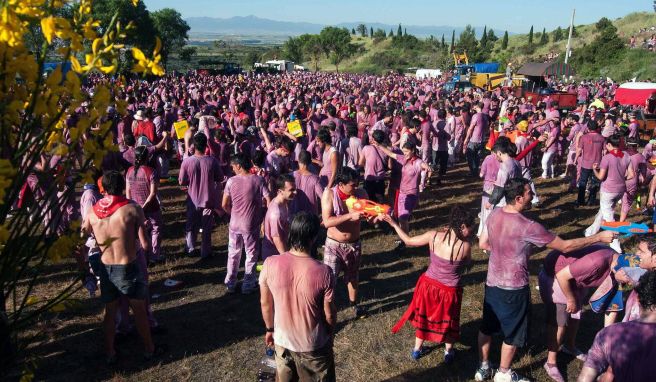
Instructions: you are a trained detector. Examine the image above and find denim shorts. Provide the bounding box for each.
[98,260,148,303]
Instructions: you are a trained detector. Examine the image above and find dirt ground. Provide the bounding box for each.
[21,160,648,382]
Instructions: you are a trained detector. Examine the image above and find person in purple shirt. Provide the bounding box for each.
[584,134,634,253]
[179,133,223,259]
[575,120,605,206]
[262,174,296,260]
[265,137,294,180]
[431,109,451,183]
[577,270,656,382]
[313,129,340,188]
[222,153,271,294]
[540,114,561,179]
[463,102,487,177]
[475,177,615,382]
[359,130,389,203]
[292,151,324,215]
[340,122,362,171]
[620,137,647,222]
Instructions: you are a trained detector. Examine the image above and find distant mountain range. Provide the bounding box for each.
[186,15,512,40]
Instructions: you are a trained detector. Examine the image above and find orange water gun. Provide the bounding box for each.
[601,221,653,238]
[345,197,390,217]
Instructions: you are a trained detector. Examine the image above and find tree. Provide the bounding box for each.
[552,26,564,42]
[302,34,324,71]
[450,30,455,52]
[540,27,548,45]
[319,26,354,72]
[441,34,445,48]
[571,17,625,75]
[404,28,407,36]
[502,30,509,49]
[92,0,156,51]
[480,26,488,48]
[356,23,367,37]
[370,27,373,38]
[179,46,197,62]
[282,36,304,63]
[528,25,534,45]
[351,28,355,35]
[456,25,478,57]
[389,28,394,37]
[487,29,498,42]
[243,50,261,67]
[150,8,190,67]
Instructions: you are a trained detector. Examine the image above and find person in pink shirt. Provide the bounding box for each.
[262,174,296,259]
[259,212,336,381]
[339,123,362,171]
[222,153,271,294]
[575,120,605,206]
[584,134,634,253]
[126,146,163,263]
[475,178,615,382]
[463,103,487,177]
[313,129,340,188]
[179,133,223,259]
[621,138,647,222]
[375,141,431,237]
[292,151,324,215]
[478,153,500,237]
[359,130,389,203]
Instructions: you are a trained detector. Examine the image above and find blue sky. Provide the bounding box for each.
[143,0,652,32]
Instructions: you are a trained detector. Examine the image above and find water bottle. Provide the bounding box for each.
[256,347,276,382]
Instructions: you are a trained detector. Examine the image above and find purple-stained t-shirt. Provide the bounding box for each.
[259,252,335,352]
[420,120,432,149]
[469,112,487,143]
[266,151,289,179]
[599,152,631,194]
[262,199,290,258]
[480,154,500,194]
[362,145,387,181]
[543,245,615,288]
[179,155,222,209]
[319,147,338,186]
[340,136,362,170]
[126,165,156,208]
[432,120,450,152]
[494,158,522,188]
[292,170,324,215]
[485,208,556,288]
[580,132,605,169]
[584,321,656,382]
[396,154,424,195]
[546,125,561,154]
[224,174,267,233]
[626,152,646,193]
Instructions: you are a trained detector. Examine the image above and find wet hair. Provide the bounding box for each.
[193,132,207,152]
[443,205,476,262]
[316,128,331,144]
[102,170,125,196]
[636,270,656,311]
[503,177,530,204]
[230,152,252,170]
[324,120,337,132]
[587,120,599,131]
[335,167,358,186]
[133,145,149,178]
[326,104,337,117]
[346,121,358,137]
[372,130,386,144]
[298,150,311,166]
[408,118,420,131]
[124,133,136,147]
[606,134,621,148]
[437,109,447,119]
[402,141,417,153]
[252,150,266,168]
[491,136,517,156]
[275,173,295,193]
[287,212,320,253]
[277,136,295,153]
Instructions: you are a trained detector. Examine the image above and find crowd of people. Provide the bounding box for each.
[19,70,656,382]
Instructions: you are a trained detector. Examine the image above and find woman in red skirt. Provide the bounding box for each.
[382,205,474,363]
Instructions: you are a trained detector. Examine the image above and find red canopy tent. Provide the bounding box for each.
[614,82,656,106]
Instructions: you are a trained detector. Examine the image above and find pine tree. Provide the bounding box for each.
[502,31,509,49]
[540,27,548,45]
[441,34,445,48]
[351,28,355,35]
[552,26,563,42]
[397,23,402,37]
[370,27,373,38]
[480,25,488,48]
[450,30,455,52]
[404,28,407,36]
[528,25,534,45]
[389,28,394,37]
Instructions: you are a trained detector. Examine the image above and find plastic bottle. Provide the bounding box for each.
[256,347,276,382]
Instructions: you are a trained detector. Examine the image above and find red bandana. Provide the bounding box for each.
[93,195,129,219]
[336,187,350,201]
[609,149,624,158]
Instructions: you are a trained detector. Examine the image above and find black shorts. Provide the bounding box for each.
[364,179,386,202]
[479,285,530,347]
[99,260,148,303]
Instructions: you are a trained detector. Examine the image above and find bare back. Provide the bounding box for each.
[430,230,471,262]
[86,203,147,265]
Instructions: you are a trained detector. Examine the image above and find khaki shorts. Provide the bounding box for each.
[275,344,335,382]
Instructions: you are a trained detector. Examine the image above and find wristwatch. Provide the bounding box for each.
[266,327,274,333]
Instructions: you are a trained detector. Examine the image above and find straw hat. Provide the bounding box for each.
[134,109,145,121]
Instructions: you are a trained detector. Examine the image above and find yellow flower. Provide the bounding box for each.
[41,17,56,44]
[131,40,165,77]
[132,0,139,6]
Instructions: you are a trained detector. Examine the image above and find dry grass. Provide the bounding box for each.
[18,160,649,382]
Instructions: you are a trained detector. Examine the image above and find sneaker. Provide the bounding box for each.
[444,348,455,364]
[560,345,587,362]
[410,347,426,361]
[474,366,493,381]
[352,304,367,319]
[493,369,530,382]
[543,363,565,382]
[393,240,405,252]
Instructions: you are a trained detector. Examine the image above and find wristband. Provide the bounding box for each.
[266,327,274,333]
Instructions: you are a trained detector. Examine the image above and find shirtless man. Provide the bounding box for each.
[82,171,161,363]
[321,167,372,318]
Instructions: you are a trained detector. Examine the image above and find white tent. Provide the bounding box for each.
[416,69,442,79]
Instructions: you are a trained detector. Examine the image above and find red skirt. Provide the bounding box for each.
[392,273,463,343]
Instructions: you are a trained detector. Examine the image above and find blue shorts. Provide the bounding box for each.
[479,285,530,347]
